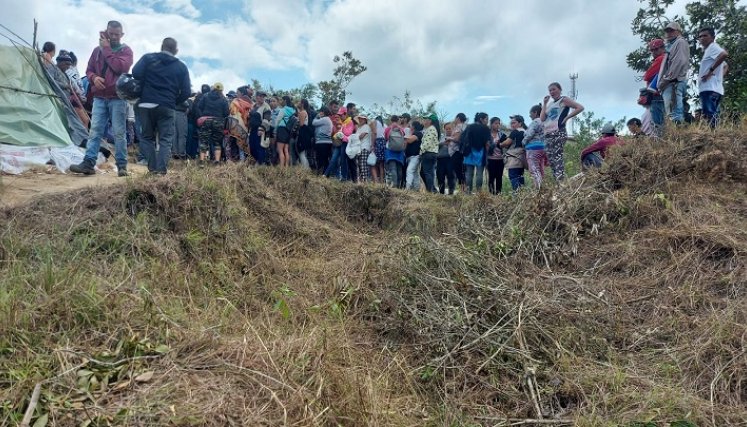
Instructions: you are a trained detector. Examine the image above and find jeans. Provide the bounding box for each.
[650,98,665,137]
[699,91,722,128]
[186,122,198,158]
[582,152,603,170]
[174,110,188,157]
[508,168,525,191]
[84,97,128,168]
[436,156,455,194]
[405,155,421,190]
[662,80,687,123]
[420,152,437,192]
[487,158,504,194]
[464,164,484,193]
[325,145,348,180]
[386,160,402,188]
[137,105,175,174]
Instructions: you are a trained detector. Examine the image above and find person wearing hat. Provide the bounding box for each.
[501,115,527,191]
[352,114,372,182]
[195,82,229,164]
[643,38,666,136]
[419,113,441,192]
[697,27,729,128]
[580,123,623,170]
[658,22,690,124]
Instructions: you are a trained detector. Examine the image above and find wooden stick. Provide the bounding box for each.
[20,382,42,427]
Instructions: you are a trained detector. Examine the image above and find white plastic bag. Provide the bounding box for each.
[49,145,87,173]
[0,145,51,174]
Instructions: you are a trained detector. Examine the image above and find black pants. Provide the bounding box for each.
[137,105,175,173]
[437,156,455,194]
[315,143,332,175]
[487,158,504,195]
[452,152,465,185]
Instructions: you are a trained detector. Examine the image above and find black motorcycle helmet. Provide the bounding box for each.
[116,74,142,101]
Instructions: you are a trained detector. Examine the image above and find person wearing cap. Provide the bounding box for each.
[697,27,728,128]
[642,38,666,136]
[501,115,527,191]
[353,115,372,182]
[196,82,229,164]
[658,21,690,124]
[523,104,546,189]
[580,123,623,170]
[53,53,91,128]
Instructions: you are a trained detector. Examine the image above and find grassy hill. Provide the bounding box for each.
[1,125,746,426]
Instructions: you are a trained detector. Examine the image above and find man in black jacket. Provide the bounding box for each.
[132,37,191,174]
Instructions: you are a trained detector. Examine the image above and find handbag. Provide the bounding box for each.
[637,88,653,106]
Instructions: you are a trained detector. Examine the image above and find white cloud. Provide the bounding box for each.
[2,0,696,121]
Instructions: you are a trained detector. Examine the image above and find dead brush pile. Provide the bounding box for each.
[0,125,745,426]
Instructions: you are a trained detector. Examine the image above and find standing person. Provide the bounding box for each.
[325,109,346,179]
[449,113,468,192]
[273,95,295,167]
[130,37,190,175]
[643,38,666,136]
[486,117,507,195]
[419,113,440,192]
[54,53,90,128]
[697,27,728,128]
[523,104,546,189]
[174,99,189,159]
[658,22,690,124]
[501,115,527,191]
[69,21,133,176]
[250,91,271,165]
[344,103,358,181]
[384,115,406,188]
[196,83,229,165]
[437,122,455,195]
[354,115,372,183]
[338,106,356,180]
[371,116,386,183]
[187,85,210,158]
[399,113,412,188]
[404,121,424,190]
[296,99,313,169]
[312,106,333,175]
[540,82,584,182]
[463,112,491,194]
[227,86,254,161]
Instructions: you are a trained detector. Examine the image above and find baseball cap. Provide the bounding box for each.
[664,22,682,32]
[648,38,665,50]
[212,82,224,91]
[56,54,72,63]
[337,107,347,116]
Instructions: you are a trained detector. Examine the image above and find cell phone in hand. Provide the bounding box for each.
[99,31,109,40]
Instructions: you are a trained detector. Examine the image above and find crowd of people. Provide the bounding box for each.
[41,19,728,192]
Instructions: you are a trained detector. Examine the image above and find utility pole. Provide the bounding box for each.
[569,72,578,135]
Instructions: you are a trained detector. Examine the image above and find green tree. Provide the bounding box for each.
[365,90,438,122]
[317,51,367,106]
[627,0,747,114]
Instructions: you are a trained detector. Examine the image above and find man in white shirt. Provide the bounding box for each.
[697,27,729,128]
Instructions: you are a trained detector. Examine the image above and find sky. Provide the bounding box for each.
[0,0,694,128]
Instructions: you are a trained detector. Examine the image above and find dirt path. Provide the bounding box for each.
[0,164,149,208]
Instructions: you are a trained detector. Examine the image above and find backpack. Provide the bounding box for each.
[387,126,406,151]
[285,114,299,137]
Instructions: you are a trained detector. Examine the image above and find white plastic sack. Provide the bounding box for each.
[345,134,361,159]
[0,145,51,174]
[49,145,87,173]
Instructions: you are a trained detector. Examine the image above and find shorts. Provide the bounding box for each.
[276,127,291,144]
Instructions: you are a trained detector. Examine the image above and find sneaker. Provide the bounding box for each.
[118,169,129,177]
[69,162,95,175]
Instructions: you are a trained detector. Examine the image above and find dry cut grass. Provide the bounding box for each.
[1,123,746,426]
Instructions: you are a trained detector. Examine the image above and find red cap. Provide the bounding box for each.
[648,39,665,50]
